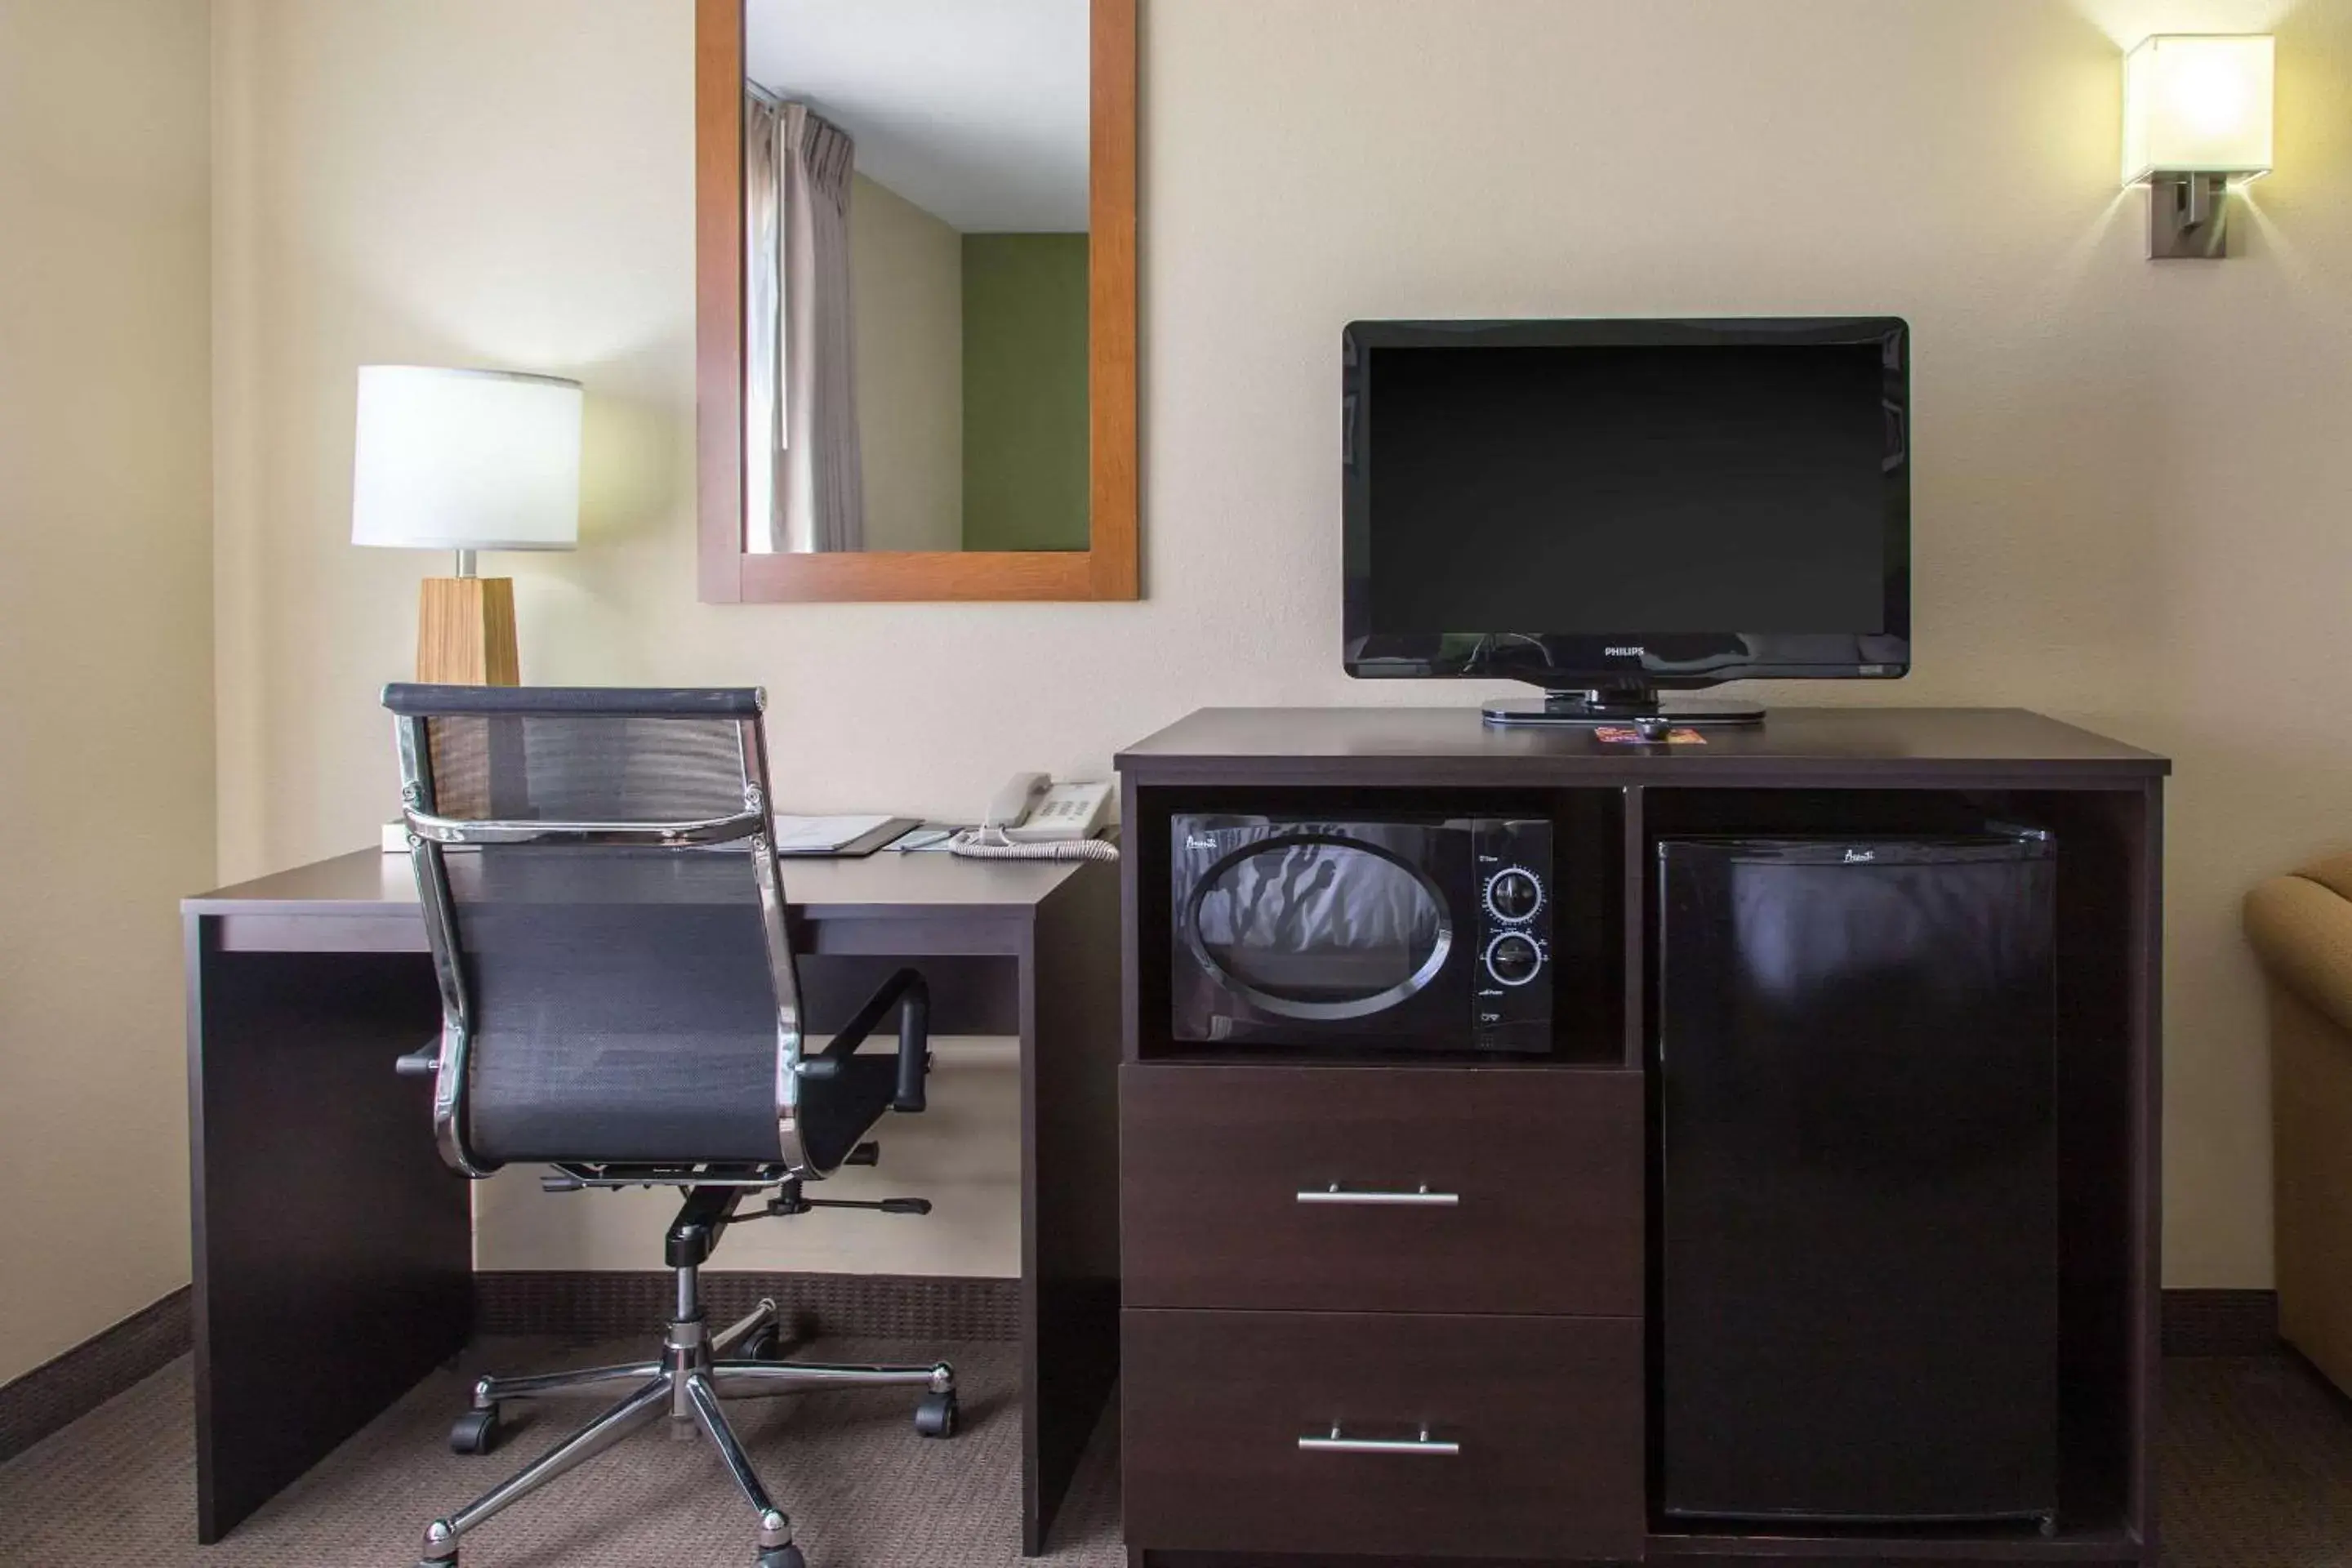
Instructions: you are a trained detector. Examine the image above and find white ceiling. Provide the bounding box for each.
[746,0,1089,234]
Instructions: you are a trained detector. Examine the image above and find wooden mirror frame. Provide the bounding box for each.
[696,0,1138,603]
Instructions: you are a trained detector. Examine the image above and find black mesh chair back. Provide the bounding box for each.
[384,684,913,1180]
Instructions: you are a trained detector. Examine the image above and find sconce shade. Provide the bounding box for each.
[351,365,583,552]
[2122,34,2274,185]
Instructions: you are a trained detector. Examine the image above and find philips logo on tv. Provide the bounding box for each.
[1604,645,1646,658]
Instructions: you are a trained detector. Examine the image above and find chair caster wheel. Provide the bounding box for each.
[449,1405,501,1454]
[757,1547,806,1568]
[913,1390,958,1437]
[742,1324,783,1361]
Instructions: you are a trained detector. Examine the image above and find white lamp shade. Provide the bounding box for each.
[351,365,583,553]
[2122,34,2274,185]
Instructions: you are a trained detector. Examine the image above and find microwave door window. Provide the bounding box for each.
[1187,835,1453,1023]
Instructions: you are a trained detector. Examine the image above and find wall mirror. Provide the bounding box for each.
[697,0,1137,602]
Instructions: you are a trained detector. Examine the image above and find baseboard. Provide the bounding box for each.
[483,1280,2272,1356]
[2161,1287,2280,1356]
[474,1271,1021,1343]
[0,1285,191,1463]
[0,1279,2277,1464]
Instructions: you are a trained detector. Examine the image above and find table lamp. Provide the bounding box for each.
[351,364,583,684]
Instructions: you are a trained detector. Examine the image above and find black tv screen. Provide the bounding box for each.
[1342,318,1910,694]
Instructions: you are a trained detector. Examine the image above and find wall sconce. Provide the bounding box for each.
[2122,33,2274,259]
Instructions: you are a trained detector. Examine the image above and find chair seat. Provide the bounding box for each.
[470,1038,899,1173]
[470,1028,777,1165]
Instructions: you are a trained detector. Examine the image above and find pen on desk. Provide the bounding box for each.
[894,827,955,852]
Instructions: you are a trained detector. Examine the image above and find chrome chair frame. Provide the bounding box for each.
[385,685,952,1568]
[394,698,830,1182]
[422,1290,952,1568]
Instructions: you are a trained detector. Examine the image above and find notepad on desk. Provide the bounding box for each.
[381,813,920,858]
[770,813,903,855]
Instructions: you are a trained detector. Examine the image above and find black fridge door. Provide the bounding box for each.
[1656,835,2059,1526]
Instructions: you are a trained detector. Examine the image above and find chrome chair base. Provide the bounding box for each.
[416,1295,956,1568]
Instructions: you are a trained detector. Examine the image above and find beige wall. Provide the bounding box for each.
[0,0,213,1379]
[852,172,964,553]
[210,0,2352,1289]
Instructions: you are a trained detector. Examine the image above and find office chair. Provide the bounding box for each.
[383,684,956,1568]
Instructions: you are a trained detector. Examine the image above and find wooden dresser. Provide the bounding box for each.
[1114,706,2168,1568]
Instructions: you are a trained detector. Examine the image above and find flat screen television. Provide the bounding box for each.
[1341,317,1910,726]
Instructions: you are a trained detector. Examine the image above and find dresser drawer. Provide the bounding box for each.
[1120,1064,1642,1315]
[1124,1307,1642,1560]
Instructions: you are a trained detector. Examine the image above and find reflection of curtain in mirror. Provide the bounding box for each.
[779,104,864,552]
[742,87,784,551]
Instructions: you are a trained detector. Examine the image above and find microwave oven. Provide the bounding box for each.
[1169,813,1552,1053]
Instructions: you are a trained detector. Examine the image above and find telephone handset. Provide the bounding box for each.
[956,773,1118,860]
[983,772,1054,832]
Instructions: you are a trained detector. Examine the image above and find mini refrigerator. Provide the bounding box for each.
[1655,833,2059,1528]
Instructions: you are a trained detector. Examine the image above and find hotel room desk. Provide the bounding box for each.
[182,848,1120,1552]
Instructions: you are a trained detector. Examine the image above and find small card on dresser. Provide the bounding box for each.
[1592,726,1708,746]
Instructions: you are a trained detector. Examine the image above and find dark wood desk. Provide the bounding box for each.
[183,848,1120,1553]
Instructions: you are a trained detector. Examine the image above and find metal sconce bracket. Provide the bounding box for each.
[2148,172,2233,260]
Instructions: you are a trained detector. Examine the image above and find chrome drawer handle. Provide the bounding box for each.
[1294,1183,1459,1207]
[1298,1423,1459,1457]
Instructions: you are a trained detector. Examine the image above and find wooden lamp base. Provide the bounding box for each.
[416,576,520,684]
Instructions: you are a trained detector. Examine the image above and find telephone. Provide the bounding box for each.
[954,773,1118,860]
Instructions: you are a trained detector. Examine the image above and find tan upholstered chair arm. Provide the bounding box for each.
[2245,872,2352,1039]
[2294,849,2352,906]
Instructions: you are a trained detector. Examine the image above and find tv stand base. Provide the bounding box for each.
[1482,688,1766,729]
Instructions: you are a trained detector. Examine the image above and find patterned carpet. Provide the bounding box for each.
[0,1335,1121,1567]
[1,1343,2345,1565]
[2157,1356,2352,1566]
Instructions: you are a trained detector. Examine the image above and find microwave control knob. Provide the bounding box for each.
[1484,868,1544,923]
[1485,932,1544,987]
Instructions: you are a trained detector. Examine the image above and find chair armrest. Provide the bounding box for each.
[796,968,932,1113]
[2244,875,2352,1038]
[394,1038,440,1079]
